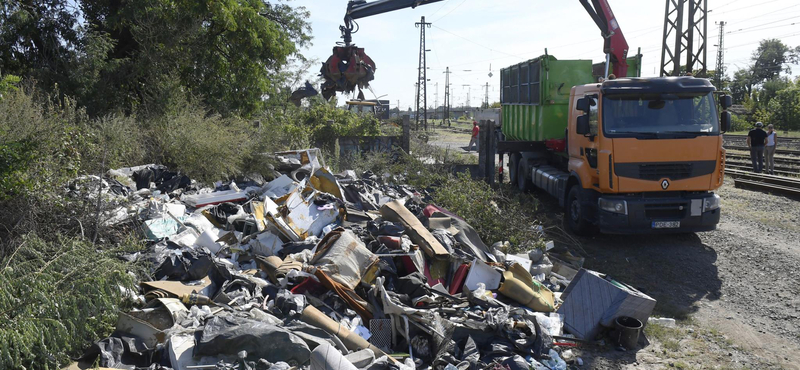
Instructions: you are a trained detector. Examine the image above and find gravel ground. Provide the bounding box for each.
[425,128,800,368]
[543,182,800,369]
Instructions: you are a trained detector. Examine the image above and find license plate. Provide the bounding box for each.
[652,221,680,229]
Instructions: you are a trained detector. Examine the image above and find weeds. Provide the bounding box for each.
[0,234,145,370]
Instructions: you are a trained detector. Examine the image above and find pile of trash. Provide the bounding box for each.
[68,148,657,370]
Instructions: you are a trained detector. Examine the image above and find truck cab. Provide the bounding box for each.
[564,77,726,234]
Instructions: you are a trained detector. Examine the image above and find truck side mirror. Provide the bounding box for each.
[720,111,731,132]
[577,115,590,135]
[721,95,732,109]
[576,97,590,112]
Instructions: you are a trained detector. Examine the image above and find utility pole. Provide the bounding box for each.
[413,82,418,129]
[484,82,489,109]
[443,67,451,127]
[415,16,432,131]
[434,82,438,121]
[660,0,708,76]
[463,84,471,108]
[714,21,726,88]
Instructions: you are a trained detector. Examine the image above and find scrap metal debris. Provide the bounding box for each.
[68,148,656,370]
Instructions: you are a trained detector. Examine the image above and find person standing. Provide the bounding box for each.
[764,124,777,175]
[468,121,480,152]
[747,121,768,173]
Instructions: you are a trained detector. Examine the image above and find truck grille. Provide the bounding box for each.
[614,160,717,181]
[645,203,687,219]
[638,163,692,180]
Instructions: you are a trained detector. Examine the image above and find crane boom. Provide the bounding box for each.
[341,0,445,44]
[347,0,445,20]
[579,0,629,77]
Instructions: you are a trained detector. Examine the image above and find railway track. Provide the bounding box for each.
[725,153,800,167]
[725,168,800,199]
[725,164,797,177]
[725,160,798,174]
[723,145,800,156]
[723,134,800,145]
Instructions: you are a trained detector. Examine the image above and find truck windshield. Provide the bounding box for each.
[602,92,719,138]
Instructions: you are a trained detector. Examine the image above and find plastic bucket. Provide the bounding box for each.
[614,316,643,349]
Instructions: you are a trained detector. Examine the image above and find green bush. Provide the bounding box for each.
[297,103,381,148]
[427,172,544,253]
[0,233,143,370]
[0,88,149,199]
[729,113,750,132]
[0,88,87,199]
[149,97,254,184]
[0,74,21,97]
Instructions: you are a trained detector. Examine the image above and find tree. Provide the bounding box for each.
[767,82,800,131]
[729,69,752,104]
[2,1,312,118]
[78,0,312,117]
[0,0,81,90]
[754,77,790,109]
[750,39,798,84]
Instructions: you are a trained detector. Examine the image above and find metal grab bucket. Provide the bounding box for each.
[614,316,643,349]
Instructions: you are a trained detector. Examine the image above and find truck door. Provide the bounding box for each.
[569,93,600,188]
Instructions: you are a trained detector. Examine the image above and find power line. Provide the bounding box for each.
[709,0,744,12]
[728,22,798,36]
[710,0,782,15]
[426,1,451,18]
[726,31,800,49]
[726,16,800,34]
[431,0,468,23]
[721,4,800,24]
[431,24,525,59]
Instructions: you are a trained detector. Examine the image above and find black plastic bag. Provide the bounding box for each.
[195,316,311,365]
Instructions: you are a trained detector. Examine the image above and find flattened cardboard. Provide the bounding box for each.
[379,200,448,259]
[140,276,212,299]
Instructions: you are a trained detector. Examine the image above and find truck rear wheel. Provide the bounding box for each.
[565,186,594,236]
[509,153,521,185]
[517,158,533,192]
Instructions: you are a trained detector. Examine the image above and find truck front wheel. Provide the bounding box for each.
[565,186,594,236]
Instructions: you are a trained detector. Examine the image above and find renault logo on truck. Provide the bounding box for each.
[661,179,670,190]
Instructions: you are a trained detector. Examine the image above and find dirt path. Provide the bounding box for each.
[426,125,478,154]
[544,183,800,369]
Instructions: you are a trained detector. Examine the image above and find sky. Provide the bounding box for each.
[296,0,800,110]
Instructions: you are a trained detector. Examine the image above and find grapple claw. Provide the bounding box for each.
[320,45,376,101]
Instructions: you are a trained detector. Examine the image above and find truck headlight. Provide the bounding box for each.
[703,194,721,212]
[599,198,628,215]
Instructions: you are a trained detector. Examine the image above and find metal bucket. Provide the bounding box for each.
[614,316,643,349]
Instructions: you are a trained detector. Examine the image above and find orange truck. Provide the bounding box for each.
[499,61,733,234]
